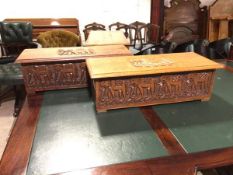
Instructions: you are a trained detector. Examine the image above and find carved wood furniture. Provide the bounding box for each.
[129,22,160,50]
[3,18,80,40]
[83,22,106,40]
[128,21,146,49]
[87,52,223,112]
[109,22,130,38]
[163,0,208,43]
[16,45,132,95]
[208,0,233,41]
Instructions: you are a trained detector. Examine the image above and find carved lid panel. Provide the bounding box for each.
[86,52,223,79]
[16,45,132,63]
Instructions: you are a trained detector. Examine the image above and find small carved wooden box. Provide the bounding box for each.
[86,52,223,112]
[16,45,132,95]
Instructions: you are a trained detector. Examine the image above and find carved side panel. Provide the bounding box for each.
[95,71,215,111]
[22,62,87,94]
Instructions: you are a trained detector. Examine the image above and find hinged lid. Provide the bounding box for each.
[87,52,224,79]
[16,45,131,63]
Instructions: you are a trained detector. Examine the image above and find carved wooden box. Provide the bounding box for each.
[16,45,132,94]
[86,52,223,112]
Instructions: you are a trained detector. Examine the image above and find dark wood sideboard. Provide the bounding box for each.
[4,18,80,39]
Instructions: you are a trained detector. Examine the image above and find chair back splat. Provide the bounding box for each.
[128,21,160,50]
[109,22,129,38]
[83,22,106,40]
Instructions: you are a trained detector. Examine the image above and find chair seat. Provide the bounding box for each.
[0,59,25,117]
[0,63,23,85]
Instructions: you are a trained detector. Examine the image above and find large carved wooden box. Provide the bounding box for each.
[16,45,132,95]
[86,52,223,112]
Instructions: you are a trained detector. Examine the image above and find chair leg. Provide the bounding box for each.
[13,85,26,117]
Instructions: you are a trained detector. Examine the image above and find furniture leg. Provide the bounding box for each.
[201,97,211,102]
[13,85,26,117]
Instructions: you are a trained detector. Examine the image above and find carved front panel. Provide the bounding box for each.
[22,62,87,94]
[95,71,215,111]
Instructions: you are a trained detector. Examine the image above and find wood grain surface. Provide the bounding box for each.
[86,52,224,79]
[141,106,187,155]
[0,95,43,175]
[16,45,132,63]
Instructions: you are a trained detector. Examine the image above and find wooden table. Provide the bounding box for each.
[1,61,233,175]
[87,52,223,112]
[16,45,132,95]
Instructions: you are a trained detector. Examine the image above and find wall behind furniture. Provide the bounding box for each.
[0,0,151,40]
[0,0,215,41]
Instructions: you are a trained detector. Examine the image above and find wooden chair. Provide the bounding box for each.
[164,0,207,41]
[138,23,160,44]
[128,21,146,48]
[109,22,129,38]
[83,22,106,40]
[129,21,160,51]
